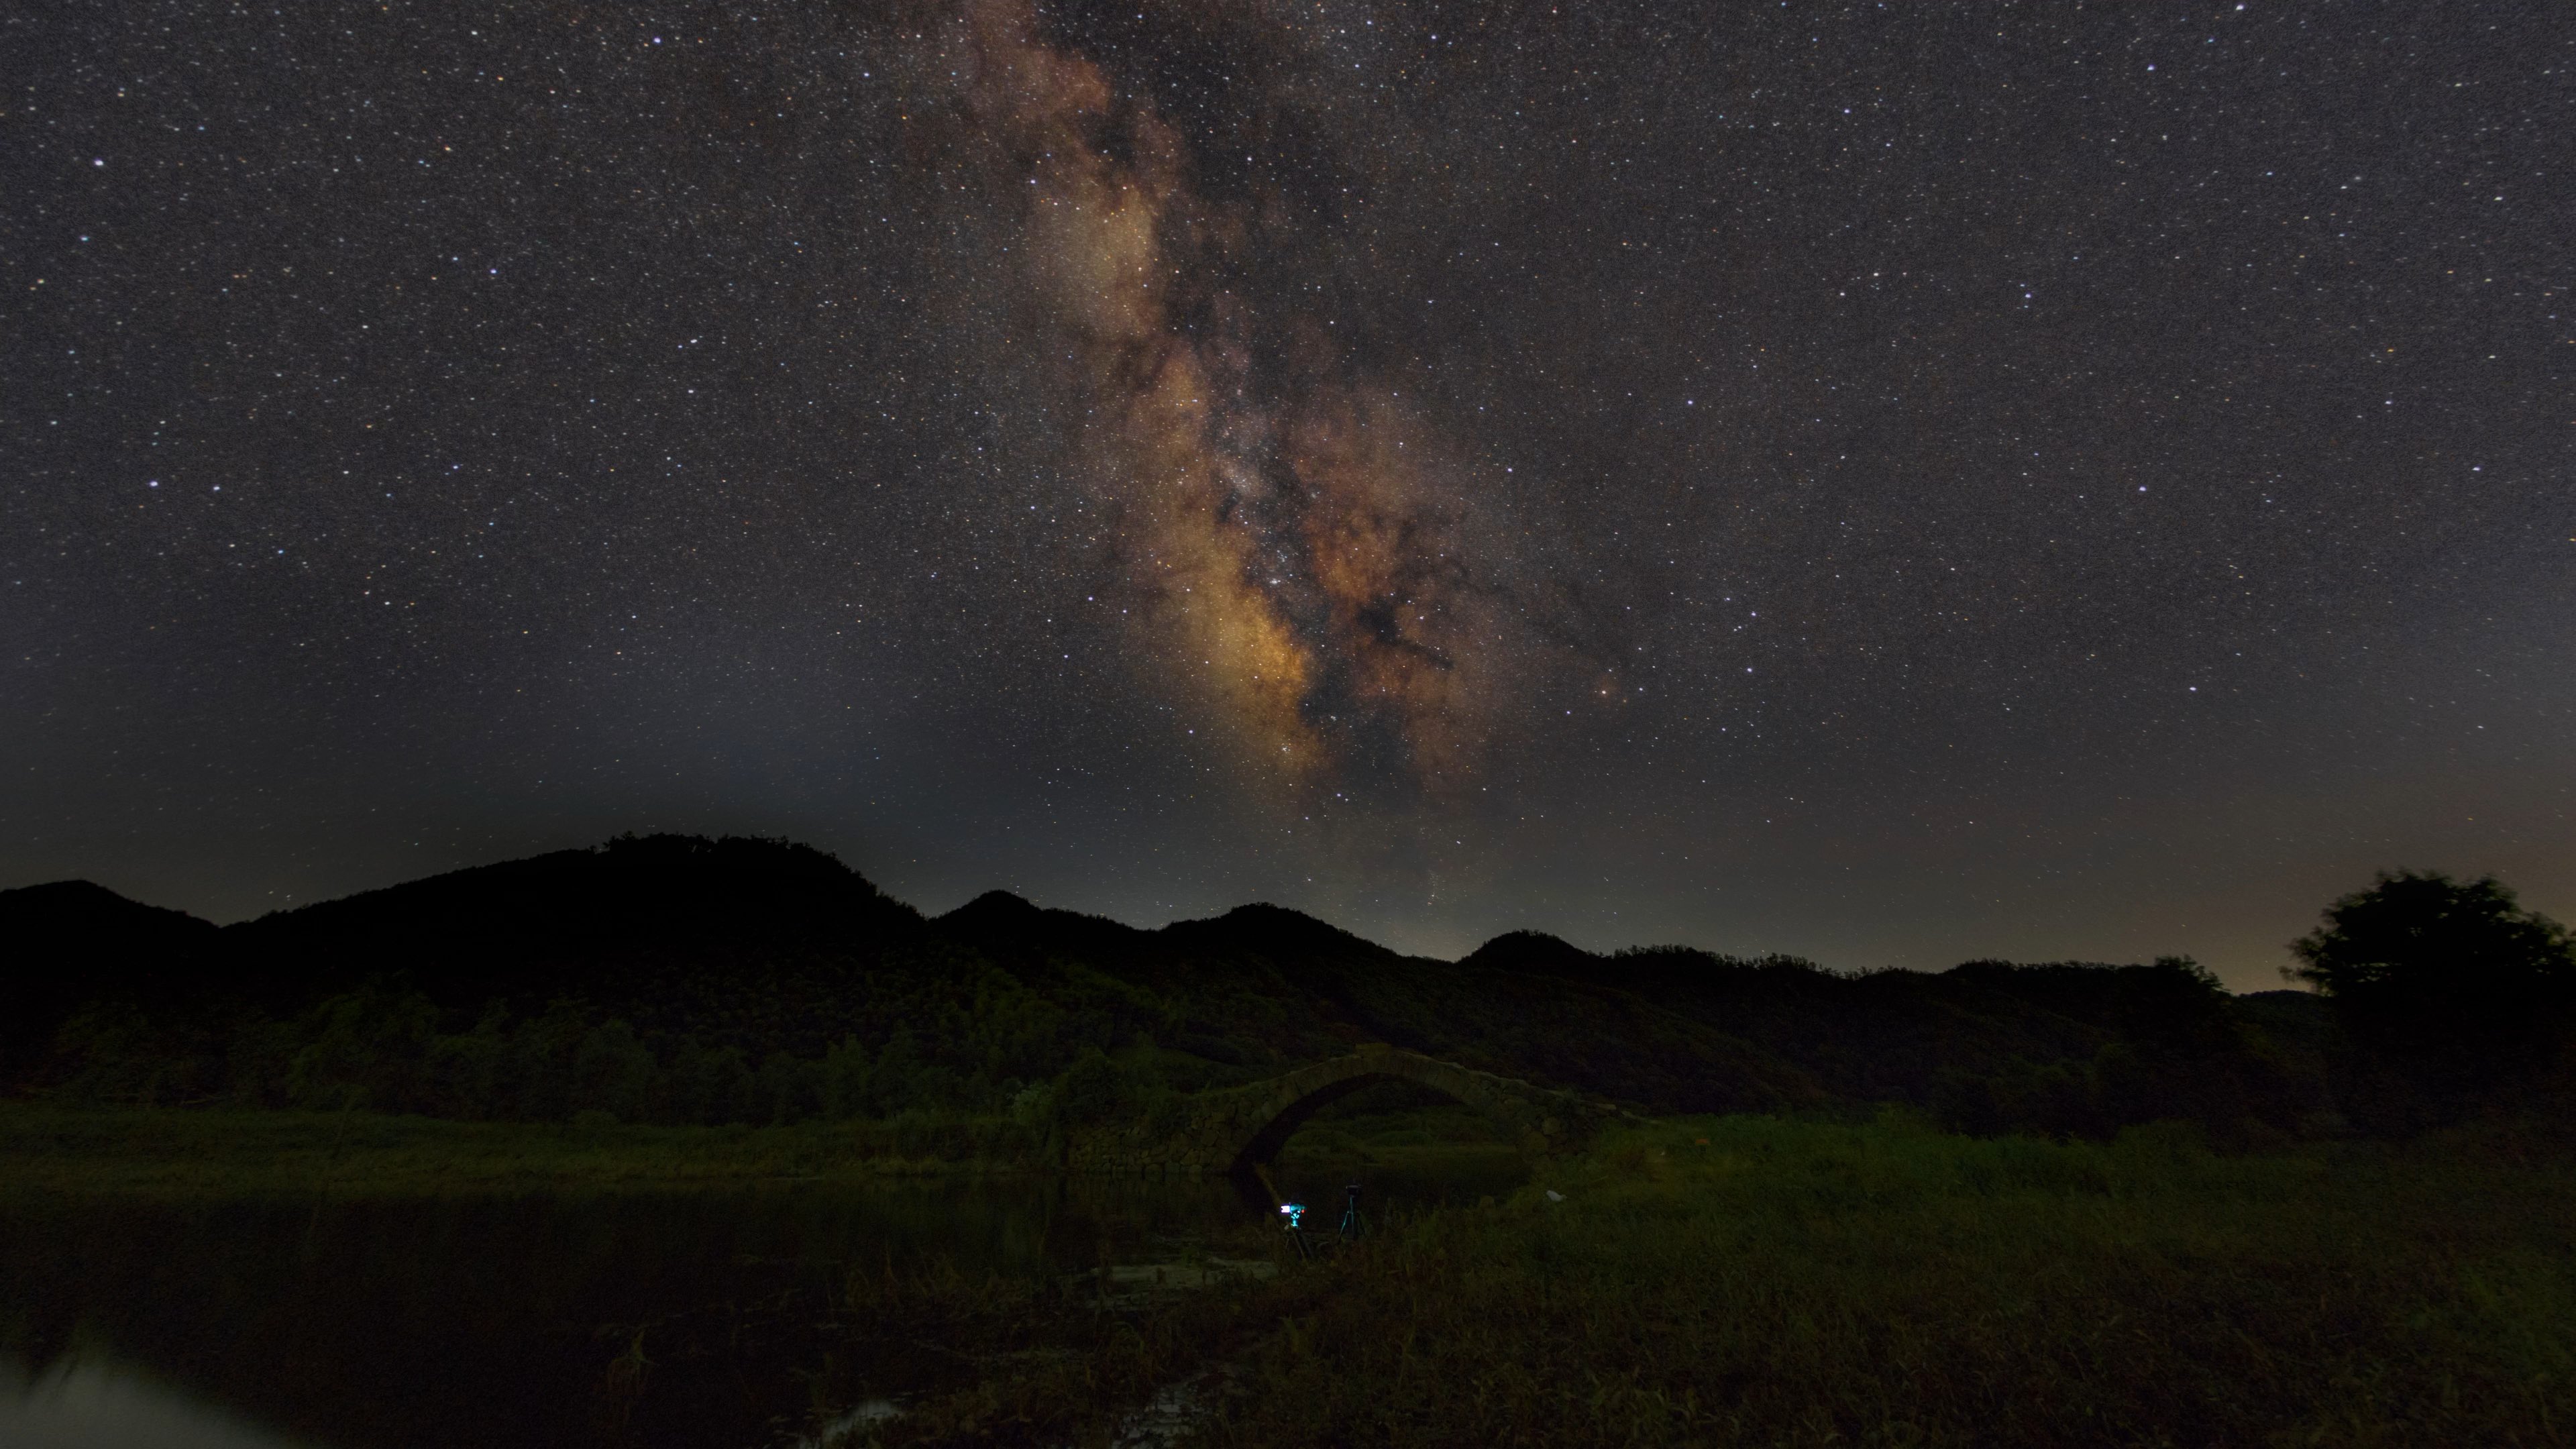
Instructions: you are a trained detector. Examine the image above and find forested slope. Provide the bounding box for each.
[3,834,2334,1141]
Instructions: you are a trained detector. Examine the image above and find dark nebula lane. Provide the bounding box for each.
[3,1,2569,984]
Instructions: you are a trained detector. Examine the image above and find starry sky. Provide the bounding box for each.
[6,1,2571,986]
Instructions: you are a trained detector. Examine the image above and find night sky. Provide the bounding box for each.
[7,1,2570,986]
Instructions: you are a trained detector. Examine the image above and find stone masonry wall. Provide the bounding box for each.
[1065,1042,1626,1178]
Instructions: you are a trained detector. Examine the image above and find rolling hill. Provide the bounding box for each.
[1,834,2332,1140]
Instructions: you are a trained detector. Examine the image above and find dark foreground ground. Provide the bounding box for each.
[5,1104,2569,1448]
[1169,1114,2576,1449]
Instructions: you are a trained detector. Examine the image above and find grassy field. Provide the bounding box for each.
[1146,1112,2576,1449]
[860,1112,2576,1448]
[7,1101,2571,1446]
[0,1088,1521,1197]
[0,1102,1035,1195]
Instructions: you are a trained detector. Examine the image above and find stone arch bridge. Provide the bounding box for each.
[1067,1042,1629,1179]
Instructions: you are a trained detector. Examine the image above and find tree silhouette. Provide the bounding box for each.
[2288,871,2575,1099]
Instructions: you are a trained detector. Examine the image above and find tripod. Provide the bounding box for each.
[1279,1183,1368,1261]
[1336,1182,1368,1243]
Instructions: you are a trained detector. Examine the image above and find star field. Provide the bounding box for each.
[5,1,2571,985]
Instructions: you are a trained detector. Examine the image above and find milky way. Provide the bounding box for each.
[937,0,1558,798]
[5,1,2569,981]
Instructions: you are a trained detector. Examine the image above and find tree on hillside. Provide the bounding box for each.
[2288,871,2575,1099]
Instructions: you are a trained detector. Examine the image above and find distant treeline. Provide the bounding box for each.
[3,836,2567,1144]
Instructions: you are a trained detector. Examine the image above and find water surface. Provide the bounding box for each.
[0,1156,1522,1448]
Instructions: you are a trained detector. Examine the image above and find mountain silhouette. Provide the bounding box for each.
[221,834,920,1010]
[2,835,2326,1138]
[0,880,223,1079]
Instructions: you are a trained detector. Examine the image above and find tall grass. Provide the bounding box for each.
[0,1102,1042,1195]
[1189,1113,2575,1448]
[10,1101,2571,1446]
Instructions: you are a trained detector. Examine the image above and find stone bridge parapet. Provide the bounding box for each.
[1066,1043,1627,1179]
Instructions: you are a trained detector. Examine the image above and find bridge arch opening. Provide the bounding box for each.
[1214,1048,1576,1177]
[1229,1073,1520,1175]
[1064,1045,1608,1181]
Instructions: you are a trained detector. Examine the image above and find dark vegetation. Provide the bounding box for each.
[7,1113,2569,1449]
[1162,1115,2576,1449]
[2288,869,2576,1131]
[7,846,2573,1448]
[5,838,2569,1150]
[869,1114,2576,1448]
